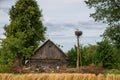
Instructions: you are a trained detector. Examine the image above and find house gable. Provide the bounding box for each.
[31,40,67,60]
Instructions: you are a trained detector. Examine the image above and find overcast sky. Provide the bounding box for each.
[0,0,107,52]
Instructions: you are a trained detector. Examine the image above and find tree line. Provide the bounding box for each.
[68,39,120,69]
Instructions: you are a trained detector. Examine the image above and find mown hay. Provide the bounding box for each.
[0,73,120,80]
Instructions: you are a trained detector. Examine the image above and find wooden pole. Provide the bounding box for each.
[75,30,82,69]
[79,38,82,67]
[76,36,79,69]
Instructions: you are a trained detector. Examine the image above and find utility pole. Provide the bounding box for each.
[75,29,82,69]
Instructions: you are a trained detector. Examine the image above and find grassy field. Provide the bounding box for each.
[105,70,120,75]
[0,73,120,80]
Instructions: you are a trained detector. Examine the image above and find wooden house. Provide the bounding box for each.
[29,39,67,70]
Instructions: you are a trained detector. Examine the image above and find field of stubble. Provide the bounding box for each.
[0,73,120,80]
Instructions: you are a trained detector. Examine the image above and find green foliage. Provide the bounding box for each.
[67,46,77,67]
[68,40,120,69]
[0,65,11,73]
[82,44,97,65]
[95,39,115,68]
[112,47,120,70]
[85,0,120,47]
[85,0,120,24]
[67,45,97,67]
[0,47,14,72]
[105,70,120,75]
[85,0,120,69]
[0,0,46,72]
[103,24,120,48]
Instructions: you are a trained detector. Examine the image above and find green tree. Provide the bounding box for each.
[85,0,120,47]
[0,0,46,70]
[112,46,120,69]
[67,45,97,67]
[82,44,97,65]
[67,46,77,67]
[103,24,120,48]
[85,0,120,24]
[96,39,116,69]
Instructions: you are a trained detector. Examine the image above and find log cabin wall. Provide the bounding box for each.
[29,40,67,70]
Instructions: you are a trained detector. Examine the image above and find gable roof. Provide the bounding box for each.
[31,39,67,60]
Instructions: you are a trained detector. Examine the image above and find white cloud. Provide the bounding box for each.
[38,0,94,23]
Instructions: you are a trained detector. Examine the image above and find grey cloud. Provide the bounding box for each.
[44,22,75,30]
[44,22,66,32]
[44,20,107,32]
[78,20,107,30]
